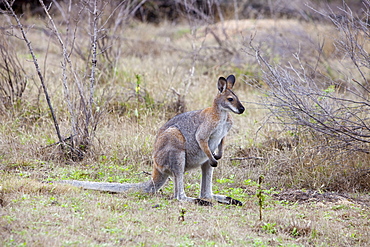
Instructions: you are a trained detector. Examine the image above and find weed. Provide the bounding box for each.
[257,175,265,221]
[261,222,277,234]
[178,208,186,221]
[216,177,234,184]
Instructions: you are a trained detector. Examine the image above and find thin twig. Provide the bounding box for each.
[4,0,64,146]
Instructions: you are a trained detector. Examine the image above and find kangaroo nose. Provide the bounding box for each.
[239,105,245,114]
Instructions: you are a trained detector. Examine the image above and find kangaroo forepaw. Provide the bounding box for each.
[213,153,222,160]
[194,198,213,206]
[209,159,218,167]
[218,196,243,206]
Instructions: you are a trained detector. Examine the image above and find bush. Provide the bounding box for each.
[0,39,28,113]
[248,0,370,192]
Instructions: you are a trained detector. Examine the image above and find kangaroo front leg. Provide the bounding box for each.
[200,161,214,199]
[200,162,243,206]
[213,138,225,160]
[196,130,218,167]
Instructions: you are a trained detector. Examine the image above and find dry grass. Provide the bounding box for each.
[0,4,369,246]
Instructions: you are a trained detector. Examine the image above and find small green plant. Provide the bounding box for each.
[134,74,142,119]
[310,229,318,239]
[257,175,265,221]
[178,208,186,222]
[291,227,299,237]
[251,239,268,247]
[243,179,258,186]
[261,222,277,234]
[216,176,234,184]
[331,204,347,210]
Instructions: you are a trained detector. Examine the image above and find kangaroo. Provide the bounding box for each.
[63,75,245,206]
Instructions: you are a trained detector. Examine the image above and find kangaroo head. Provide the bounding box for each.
[216,75,245,114]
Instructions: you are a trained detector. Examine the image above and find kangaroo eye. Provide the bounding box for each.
[227,98,234,102]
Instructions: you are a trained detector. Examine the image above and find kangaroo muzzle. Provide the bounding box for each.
[237,104,245,114]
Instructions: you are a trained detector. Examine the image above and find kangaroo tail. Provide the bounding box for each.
[60,167,169,194]
[60,180,156,193]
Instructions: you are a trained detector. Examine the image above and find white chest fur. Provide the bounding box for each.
[208,116,232,151]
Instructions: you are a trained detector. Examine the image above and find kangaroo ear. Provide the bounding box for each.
[226,75,236,89]
[218,77,227,93]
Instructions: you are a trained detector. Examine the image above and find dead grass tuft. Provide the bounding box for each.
[1,177,74,195]
[283,220,313,238]
[0,185,5,207]
[232,128,370,193]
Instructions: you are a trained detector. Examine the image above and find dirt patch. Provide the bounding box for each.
[272,189,370,207]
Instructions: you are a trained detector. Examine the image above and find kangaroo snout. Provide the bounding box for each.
[237,104,245,114]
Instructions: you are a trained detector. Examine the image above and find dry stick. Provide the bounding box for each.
[38,0,78,149]
[87,0,127,131]
[230,157,264,161]
[65,3,90,135]
[88,0,99,138]
[4,0,64,146]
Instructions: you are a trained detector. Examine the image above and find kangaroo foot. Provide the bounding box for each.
[194,198,213,206]
[218,196,243,206]
[211,194,243,206]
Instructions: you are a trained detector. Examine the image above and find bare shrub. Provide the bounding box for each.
[247,1,370,191]
[42,0,150,160]
[2,0,146,161]
[0,38,29,113]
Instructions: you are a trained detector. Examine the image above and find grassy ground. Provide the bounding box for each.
[1,173,369,246]
[0,5,369,246]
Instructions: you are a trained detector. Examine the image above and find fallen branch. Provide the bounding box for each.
[230,156,265,161]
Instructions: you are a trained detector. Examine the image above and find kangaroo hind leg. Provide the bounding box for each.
[144,165,169,193]
[154,127,207,205]
[154,127,193,201]
[200,162,242,206]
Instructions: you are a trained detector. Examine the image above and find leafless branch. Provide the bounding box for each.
[4,0,64,146]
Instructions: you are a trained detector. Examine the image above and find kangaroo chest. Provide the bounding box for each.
[208,116,232,150]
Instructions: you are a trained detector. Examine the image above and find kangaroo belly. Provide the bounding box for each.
[183,142,206,169]
[185,153,208,170]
